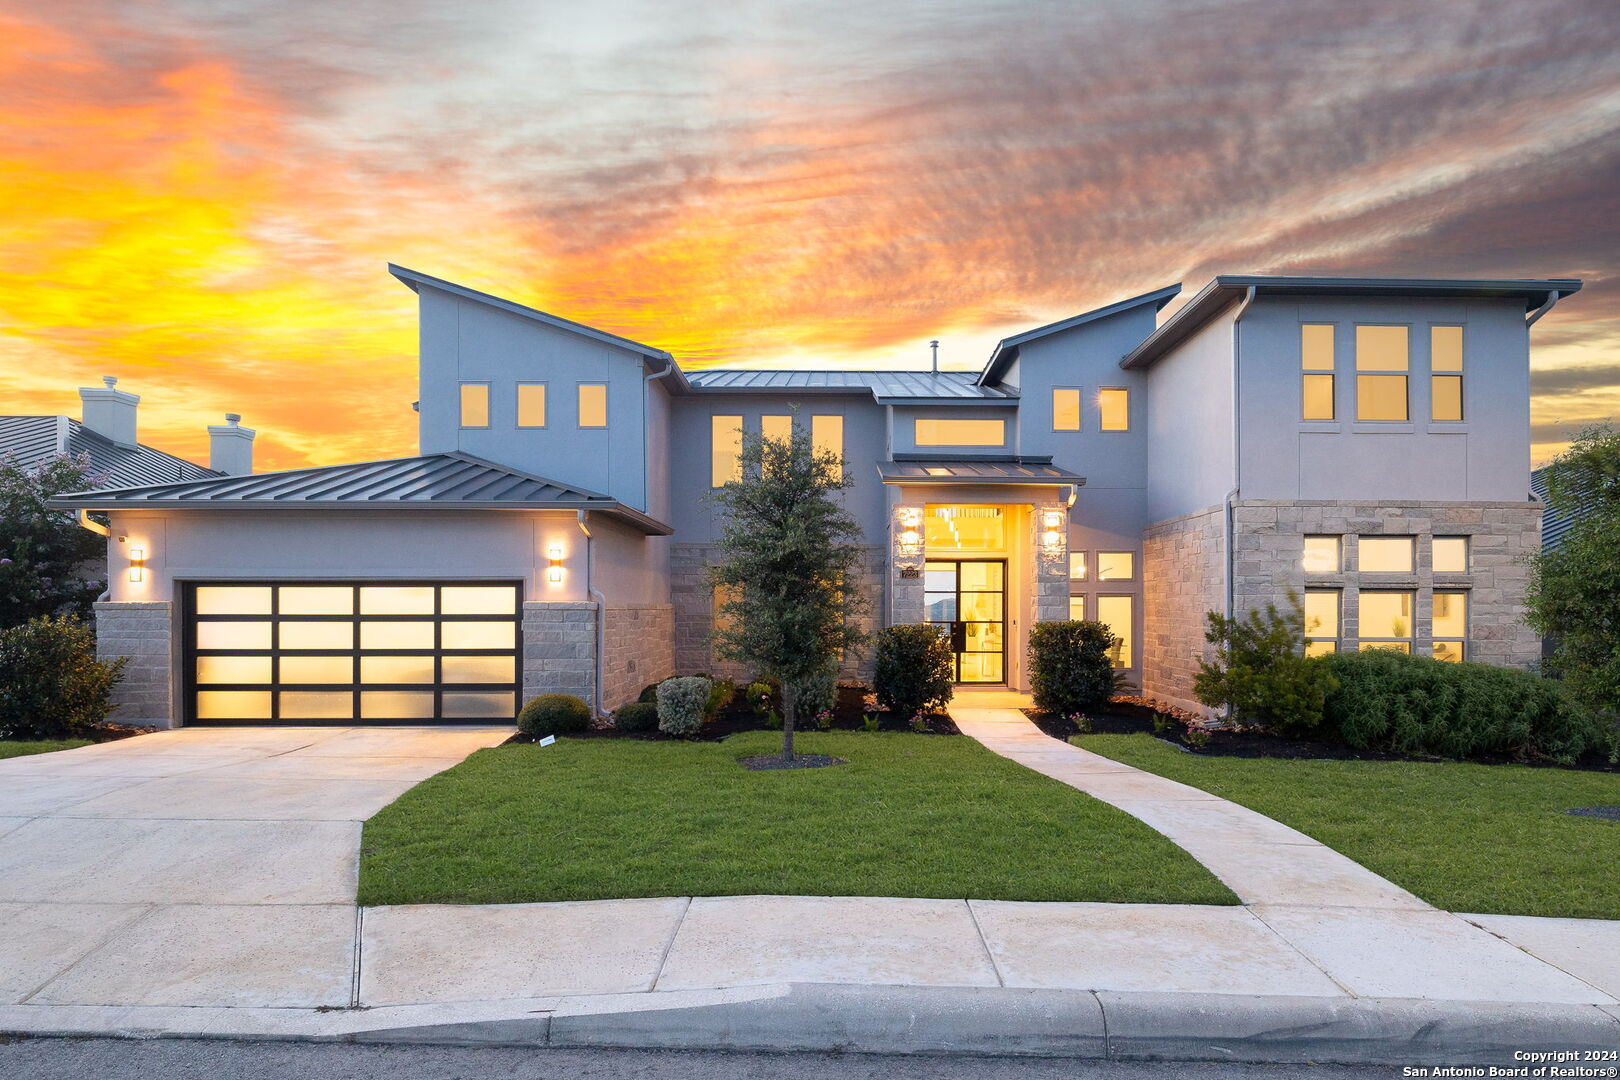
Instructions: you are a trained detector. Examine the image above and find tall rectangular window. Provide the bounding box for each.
[812,415,843,481]
[1096,595,1133,668]
[712,584,742,648]
[577,384,607,427]
[1068,551,1088,580]
[914,418,1005,446]
[1303,536,1341,573]
[1431,325,1464,422]
[1052,388,1082,431]
[1432,536,1468,574]
[459,384,489,428]
[1359,536,1414,573]
[1356,325,1409,421]
[1432,591,1467,662]
[711,415,743,487]
[1303,590,1340,656]
[762,415,792,445]
[1301,324,1335,420]
[516,384,546,427]
[1359,591,1414,652]
[1098,388,1130,431]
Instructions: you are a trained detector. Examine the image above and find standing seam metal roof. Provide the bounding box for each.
[0,415,219,487]
[685,369,1017,401]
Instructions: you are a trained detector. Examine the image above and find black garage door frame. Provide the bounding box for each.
[181,579,524,726]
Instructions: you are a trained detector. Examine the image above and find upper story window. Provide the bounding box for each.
[516,384,546,428]
[762,415,792,445]
[459,384,489,428]
[812,415,844,481]
[1052,388,1082,431]
[1431,325,1464,422]
[1359,536,1414,573]
[1355,325,1409,421]
[1432,536,1468,574]
[914,418,1005,446]
[1096,551,1134,580]
[1098,388,1130,431]
[577,384,607,428]
[1302,536,1341,573]
[1301,324,1335,420]
[711,415,743,487]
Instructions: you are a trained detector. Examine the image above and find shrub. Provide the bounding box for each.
[517,693,591,738]
[704,678,736,721]
[1193,594,1337,737]
[611,701,659,733]
[788,666,837,722]
[872,625,954,718]
[656,676,712,736]
[1028,621,1117,715]
[637,682,660,704]
[745,680,779,719]
[1321,649,1609,764]
[0,616,127,739]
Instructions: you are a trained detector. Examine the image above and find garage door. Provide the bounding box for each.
[183,581,522,724]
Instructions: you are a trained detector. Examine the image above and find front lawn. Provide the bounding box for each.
[0,739,92,760]
[1079,733,1620,920]
[359,732,1238,907]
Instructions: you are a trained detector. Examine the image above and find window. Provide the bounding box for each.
[1301,324,1335,421]
[1431,326,1464,422]
[1096,595,1133,668]
[1359,591,1414,652]
[1355,325,1409,421]
[914,418,1005,446]
[516,384,546,427]
[459,384,489,428]
[1098,388,1129,431]
[1432,591,1467,662]
[762,415,792,445]
[577,384,607,427]
[711,415,743,487]
[1432,536,1468,574]
[1097,552,1134,580]
[1359,536,1414,573]
[1068,551,1088,580]
[713,584,741,641]
[1303,590,1340,656]
[1068,596,1086,620]
[1303,536,1341,574]
[1052,388,1082,431]
[812,415,843,481]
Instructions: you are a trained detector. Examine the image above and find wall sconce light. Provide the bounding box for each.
[547,545,564,583]
[128,545,146,583]
[1038,509,1066,570]
[894,507,925,572]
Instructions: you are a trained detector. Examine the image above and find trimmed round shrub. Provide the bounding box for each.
[656,676,712,736]
[1028,620,1117,716]
[517,693,591,738]
[0,616,127,739]
[612,700,659,733]
[873,625,954,719]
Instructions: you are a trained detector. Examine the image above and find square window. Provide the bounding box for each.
[1431,326,1463,372]
[1359,536,1414,573]
[1068,551,1088,580]
[459,384,489,428]
[1068,596,1086,621]
[577,384,607,427]
[517,384,547,427]
[1303,374,1335,421]
[1356,374,1408,422]
[762,415,792,444]
[1096,552,1134,580]
[1052,388,1081,431]
[1433,590,1468,640]
[1098,388,1129,431]
[1359,590,1415,644]
[1432,537,1468,574]
[1356,326,1410,371]
[1303,536,1341,573]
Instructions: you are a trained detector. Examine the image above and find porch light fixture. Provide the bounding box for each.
[895,507,924,571]
[128,545,146,583]
[1038,509,1066,570]
[547,545,564,583]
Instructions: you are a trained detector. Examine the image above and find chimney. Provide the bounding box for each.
[208,413,256,475]
[79,376,139,448]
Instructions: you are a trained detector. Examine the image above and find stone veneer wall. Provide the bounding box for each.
[1141,506,1226,715]
[601,604,674,710]
[521,601,597,708]
[94,600,175,728]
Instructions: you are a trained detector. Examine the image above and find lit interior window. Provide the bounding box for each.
[762,415,792,444]
[1098,388,1130,431]
[1052,388,1081,431]
[1358,591,1414,652]
[923,505,1006,551]
[577,384,607,427]
[1096,595,1133,667]
[1303,590,1339,655]
[1432,537,1468,574]
[1355,326,1409,422]
[517,384,547,427]
[1068,596,1086,620]
[1302,536,1341,573]
[1096,552,1134,580]
[459,384,490,428]
[914,418,1005,446]
[711,415,743,487]
[1301,325,1335,421]
[1359,536,1415,573]
[1431,326,1464,422]
[812,415,843,481]
[1432,591,1467,661]
[1069,551,1087,580]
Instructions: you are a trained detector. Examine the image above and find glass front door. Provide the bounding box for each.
[924,560,1006,684]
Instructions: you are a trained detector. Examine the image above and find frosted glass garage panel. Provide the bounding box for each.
[359,586,435,614]
[279,621,355,650]
[442,692,516,718]
[196,690,271,719]
[194,586,272,615]
[360,622,435,650]
[441,586,517,615]
[280,692,354,720]
[361,692,436,719]
[441,622,516,649]
[277,586,354,615]
[361,655,436,684]
[196,621,272,650]
[442,655,516,684]
[279,656,354,684]
[196,656,272,684]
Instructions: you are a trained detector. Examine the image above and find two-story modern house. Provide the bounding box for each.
[53,267,1578,726]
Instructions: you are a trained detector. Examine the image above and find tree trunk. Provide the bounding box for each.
[781,680,797,764]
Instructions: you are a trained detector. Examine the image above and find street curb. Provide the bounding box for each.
[5,986,1617,1065]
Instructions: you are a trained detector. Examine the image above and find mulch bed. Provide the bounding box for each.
[1565,806,1620,821]
[739,753,848,771]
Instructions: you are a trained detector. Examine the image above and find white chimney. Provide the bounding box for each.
[79,376,139,448]
[208,413,256,475]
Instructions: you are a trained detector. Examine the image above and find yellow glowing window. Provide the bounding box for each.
[762,415,792,445]
[1303,590,1339,652]
[442,692,516,719]
[1096,595,1133,668]
[517,384,547,427]
[812,415,843,481]
[711,415,743,487]
[359,586,435,615]
[280,692,353,720]
[361,655,436,684]
[1303,536,1341,573]
[460,384,490,428]
[1098,388,1130,431]
[441,622,516,649]
[196,656,272,684]
[713,583,742,640]
[1359,536,1414,573]
[196,621,272,650]
[1052,388,1081,431]
[1432,537,1468,574]
[1301,325,1335,421]
[1430,325,1464,423]
[361,692,437,719]
[1431,325,1463,371]
[1068,596,1086,620]
[914,418,1005,447]
[1355,326,1408,421]
[577,384,607,427]
[1069,551,1087,580]
[279,655,354,685]
[442,655,516,683]
[196,690,271,720]
[195,586,272,615]
[1359,591,1414,651]
[924,505,1006,551]
[1097,552,1134,580]
[278,622,354,650]
[1301,324,1335,370]
[1432,591,1467,655]
[277,586,353,615]
[441,586,516,615]
[360,622,435,650]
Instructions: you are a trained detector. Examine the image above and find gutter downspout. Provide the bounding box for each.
[75,508,110,537]
[1223,286,1258,620]
[642,357,677,513]
[1526,290,1564,328]
[576,510,607,719]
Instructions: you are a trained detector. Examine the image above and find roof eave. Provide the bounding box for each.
[976,283,1183,387]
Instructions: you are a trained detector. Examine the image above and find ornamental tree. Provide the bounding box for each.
[0,453,106,629]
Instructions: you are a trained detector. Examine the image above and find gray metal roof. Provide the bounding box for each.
[978,284,1181,387]
[1531,466,1592,553]
[686,369,1017,403]
[0,415,219,487]
[1121,275,1584,370]
[48,452,672,535]
[877,456,1085,485]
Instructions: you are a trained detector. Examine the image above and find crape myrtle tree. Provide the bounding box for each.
[708,421,867,764]
[0,453,106,629]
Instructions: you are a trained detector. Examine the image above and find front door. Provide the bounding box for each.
[924,559,1006,684]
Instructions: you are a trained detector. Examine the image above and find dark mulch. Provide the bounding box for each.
[739,753,848,771]
[1566,806,1620,821]
[5,723,156,745]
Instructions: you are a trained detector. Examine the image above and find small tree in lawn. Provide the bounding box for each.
[709,421,867,763]
[0,453,107,630]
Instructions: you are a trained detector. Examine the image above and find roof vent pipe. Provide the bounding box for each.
[930,340,939,373]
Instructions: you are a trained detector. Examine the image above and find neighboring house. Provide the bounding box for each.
[52,267,1579,726]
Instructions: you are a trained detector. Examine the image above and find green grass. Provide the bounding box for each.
[1078,733,1620,920]
[0,739,92,759]
[359,732,1238,907]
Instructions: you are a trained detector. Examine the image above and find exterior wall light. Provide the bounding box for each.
[548,545,564,583]
[1038,508,1067,570]
[128,545,146,583]
[894,507,925,572]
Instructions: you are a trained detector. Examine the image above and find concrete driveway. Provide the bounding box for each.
[0,726,510,1008]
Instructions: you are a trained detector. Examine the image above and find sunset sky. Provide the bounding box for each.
[2,0,1617,471]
